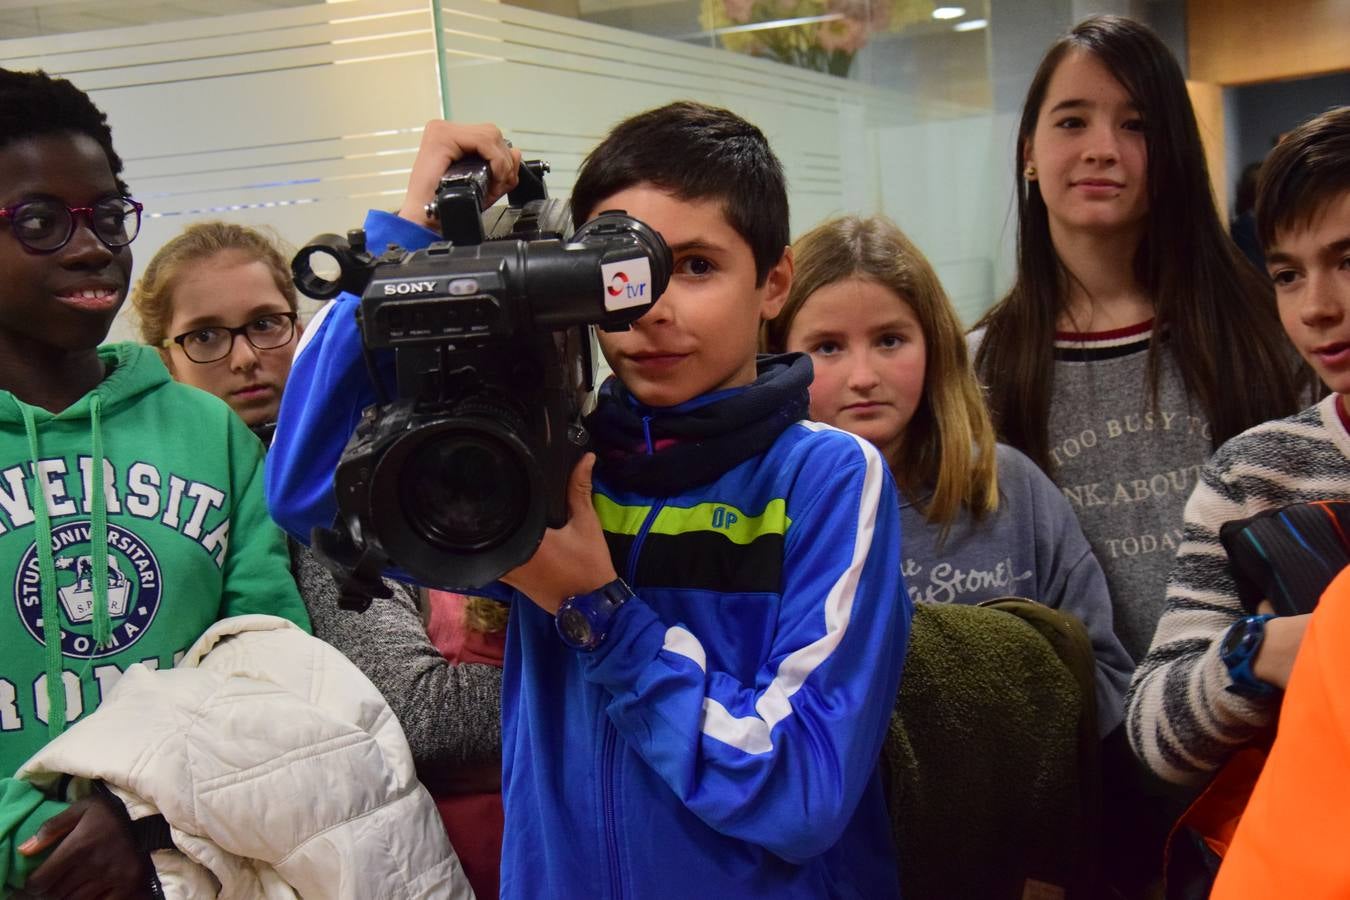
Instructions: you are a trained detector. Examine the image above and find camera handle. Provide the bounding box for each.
[508,160,550,206]
[312,519,395,612]
[424,156,552,246]
[431,154,489,246]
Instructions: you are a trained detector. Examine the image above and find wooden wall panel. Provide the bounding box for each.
[1189,0,1350,86]
[1186,80,1228,217]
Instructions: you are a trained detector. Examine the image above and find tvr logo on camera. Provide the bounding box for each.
[602,259,653,312]
[605,269,645,302]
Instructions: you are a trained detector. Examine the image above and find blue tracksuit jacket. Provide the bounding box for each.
[266,210,911,899]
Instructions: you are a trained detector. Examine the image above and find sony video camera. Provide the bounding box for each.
[291,156,672,604]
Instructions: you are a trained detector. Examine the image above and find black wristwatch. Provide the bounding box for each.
[555,578,635,651]
[1220,613,1277,697]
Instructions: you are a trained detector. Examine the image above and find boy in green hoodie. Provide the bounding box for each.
[0,68,309,898]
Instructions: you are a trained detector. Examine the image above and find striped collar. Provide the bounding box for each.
[1054,318,1154,361]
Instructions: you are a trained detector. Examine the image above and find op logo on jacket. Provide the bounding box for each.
[14,520,163,658]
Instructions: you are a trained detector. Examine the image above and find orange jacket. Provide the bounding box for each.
[1211,565,1350,898]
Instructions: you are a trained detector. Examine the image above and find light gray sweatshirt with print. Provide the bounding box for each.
[900,443,1134,734]
[1045,337,1214,661]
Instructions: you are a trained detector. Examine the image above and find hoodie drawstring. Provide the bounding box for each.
[89,395,111,648]
[21,404,65,738]
[19,394,111,739]
[641,415,655,455]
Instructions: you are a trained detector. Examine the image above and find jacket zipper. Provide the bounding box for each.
[605,498,665,900]
[602,726,622,900]
[624,498,664,583]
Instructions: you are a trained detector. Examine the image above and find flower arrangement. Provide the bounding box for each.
[699,0,934,76]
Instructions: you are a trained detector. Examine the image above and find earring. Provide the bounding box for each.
[1023,164,1037,180]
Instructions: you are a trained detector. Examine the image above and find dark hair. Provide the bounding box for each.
[1256,106,1350,250]
[570,101,789,286]
[0,68,127,193]
[1235,161,1262,217]
[973,15,1308,471]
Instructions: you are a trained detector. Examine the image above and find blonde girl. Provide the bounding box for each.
[133,221,300,434]
[764,214,1132,733]
[134,219,507,898]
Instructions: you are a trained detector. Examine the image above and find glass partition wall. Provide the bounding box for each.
[1,0,1151,335]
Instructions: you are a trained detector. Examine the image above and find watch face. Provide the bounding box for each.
[558,607,594,648]
[1222,621,1247,657]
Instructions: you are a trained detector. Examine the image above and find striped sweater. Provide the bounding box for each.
[1125,394,1350,785]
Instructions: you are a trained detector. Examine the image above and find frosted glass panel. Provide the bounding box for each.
[0,1,320,40]
[0,0,1058,338]
[0,0,441,340]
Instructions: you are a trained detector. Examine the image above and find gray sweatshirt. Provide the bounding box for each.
[1045,330,1216,661]
[291,544,503,773]
[971,325,1213,660]
[900,444,1134,734]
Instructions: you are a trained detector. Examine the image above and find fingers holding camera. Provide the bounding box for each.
[486,138,525,208]
[500,453,618,615]
[397,120,523,229]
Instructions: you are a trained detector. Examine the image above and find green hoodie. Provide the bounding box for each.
[0,343,309,891]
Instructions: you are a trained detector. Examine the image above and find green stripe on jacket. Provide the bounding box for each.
[594,495,791,544]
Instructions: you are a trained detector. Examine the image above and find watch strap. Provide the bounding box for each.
[556,578,634,651]
[1222,614,1277,697]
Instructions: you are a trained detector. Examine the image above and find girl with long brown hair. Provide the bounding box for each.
[972,15,1310,662]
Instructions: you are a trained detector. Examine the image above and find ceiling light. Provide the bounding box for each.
[953,17,987,31]
[932,6,965,19]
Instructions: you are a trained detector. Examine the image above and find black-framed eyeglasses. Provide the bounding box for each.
[167,312,299,364]
[0,196,144,254]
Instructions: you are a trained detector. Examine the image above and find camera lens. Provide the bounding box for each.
[400,433,530,552]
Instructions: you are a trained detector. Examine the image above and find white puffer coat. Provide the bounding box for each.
[19,615,473,900]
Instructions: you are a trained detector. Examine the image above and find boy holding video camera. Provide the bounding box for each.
[268,103,909,899]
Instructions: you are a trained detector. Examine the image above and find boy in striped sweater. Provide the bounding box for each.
[1126,105,1350,786]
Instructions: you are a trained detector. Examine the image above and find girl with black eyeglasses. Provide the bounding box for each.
[135,210,512,900]
[132,221,302,438]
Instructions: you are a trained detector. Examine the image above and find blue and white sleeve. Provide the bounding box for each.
[266,211,438,542]
[579,429,911,862]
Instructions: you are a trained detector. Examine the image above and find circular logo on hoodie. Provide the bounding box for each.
[14,521,163,659]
